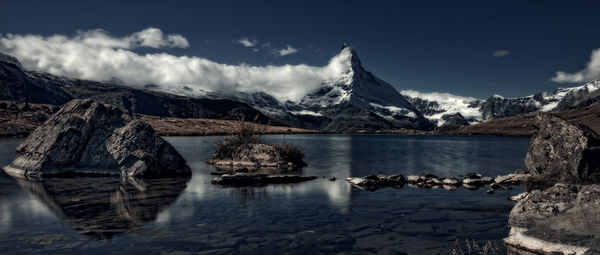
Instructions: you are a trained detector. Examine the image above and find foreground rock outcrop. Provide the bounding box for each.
[505,184,600,254]
[4,99,190,178]
[525,112,600,182]
[211,173,317,186]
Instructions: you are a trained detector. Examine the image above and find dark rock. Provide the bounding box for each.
[346,175,405,191]
[211,173,317,185]
[235,168,249,173]
[420,173,438,179]
[440,113,470,127]
[464,172,482,179]
[490,182,510,190]
[329,177,336,182]
[4,99,190,178]
[506,184,600,254]
[525,112,600,181]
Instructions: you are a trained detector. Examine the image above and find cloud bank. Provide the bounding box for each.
[552,48,600,83]
[0,28,345,101]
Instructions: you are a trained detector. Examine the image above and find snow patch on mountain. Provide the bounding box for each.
[401,90,483,126]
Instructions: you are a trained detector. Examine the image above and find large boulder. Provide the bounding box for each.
[4,99,190,178]
[505,184,600,254]
[525,112,600,181]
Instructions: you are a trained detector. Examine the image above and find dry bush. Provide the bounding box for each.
[213,115,267,159]
[212,114,306,166]
[273,144,306,167]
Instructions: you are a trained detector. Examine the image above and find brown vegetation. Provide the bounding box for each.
[139,114,318,136]
[439,103,600,136]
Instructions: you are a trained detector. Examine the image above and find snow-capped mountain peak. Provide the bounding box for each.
[298,45,428,128]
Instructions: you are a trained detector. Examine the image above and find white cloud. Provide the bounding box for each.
[492,50,510,57]
[0,28,351,102]
[235,37,258,47]
[63,28,189,49]
[551,48,600,83]
[273,45,298,56]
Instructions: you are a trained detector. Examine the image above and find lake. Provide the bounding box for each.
[0,134,530,254]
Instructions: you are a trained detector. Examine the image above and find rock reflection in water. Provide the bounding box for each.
[12,176,190,239]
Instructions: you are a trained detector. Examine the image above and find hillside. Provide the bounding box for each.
[438,102,600,136]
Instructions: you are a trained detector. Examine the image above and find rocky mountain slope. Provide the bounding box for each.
[0,52,271,123]
[403,80,600,127]
[438,102,600,136]
[3,48,600,133]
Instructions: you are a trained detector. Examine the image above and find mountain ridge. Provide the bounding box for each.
[2,49,600,132]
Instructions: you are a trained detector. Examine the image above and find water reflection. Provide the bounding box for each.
[11,176,190,239]
[0,135,531,254]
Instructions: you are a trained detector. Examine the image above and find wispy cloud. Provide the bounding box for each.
[552,48,600,83]
[235,37,258,47]
[492,50,510,58]
[273,45,298,56]
[0,28,350,101]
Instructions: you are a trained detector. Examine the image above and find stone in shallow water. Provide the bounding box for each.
[4,99,190,178]
[345,175,406,191]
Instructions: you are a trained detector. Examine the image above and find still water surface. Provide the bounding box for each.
[0,134,530,254]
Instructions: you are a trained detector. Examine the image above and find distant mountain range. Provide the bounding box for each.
[403,80,600,127]
[2,47,600,132]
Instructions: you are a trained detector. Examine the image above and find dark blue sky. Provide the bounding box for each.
[2,0,600,98]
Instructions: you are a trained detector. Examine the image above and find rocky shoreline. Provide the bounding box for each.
[346,112,600,254]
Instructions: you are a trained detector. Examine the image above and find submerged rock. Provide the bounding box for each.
[505,183,600,254]
[4,99,190,178]
[525,112,600,181]
[211,173,317,185]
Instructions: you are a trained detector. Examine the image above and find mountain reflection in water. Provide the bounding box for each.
[12,176,190,239]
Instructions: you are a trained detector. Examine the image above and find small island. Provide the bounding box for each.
[206,116,307,170]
